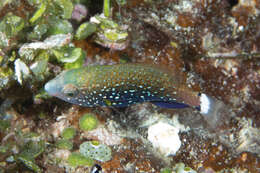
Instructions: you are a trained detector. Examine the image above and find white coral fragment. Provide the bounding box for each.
[19,34,72,55]
[148,122,181,156]
[14,59,30,85]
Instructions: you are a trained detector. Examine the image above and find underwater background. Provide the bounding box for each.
[0,0,260,172]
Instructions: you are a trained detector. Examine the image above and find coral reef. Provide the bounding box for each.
[0,0,259,172]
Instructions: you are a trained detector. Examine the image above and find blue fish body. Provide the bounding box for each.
[45,64,213,113]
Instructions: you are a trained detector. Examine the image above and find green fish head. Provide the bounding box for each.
[44,69,88,106]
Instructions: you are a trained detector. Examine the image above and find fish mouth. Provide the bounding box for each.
[44,80,61,97]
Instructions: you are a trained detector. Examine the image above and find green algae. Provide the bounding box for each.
[16,140,45,173]
[29,0,73,23]
[30,1,47,23]
[0,0,112,171]
[79,113,98,131]
[22,132,40,139]
[115,0,126,5]
[91,14,128,49]
[0,62,14,91]
[0,0,89,91]
[0,120,10,132]
[0,13,25,38]
[160,168,172,173]
[103,0,111,17]
[19,34,72,61]
[0,0,14,8]
[34,89,51,101]
[53,46,85,69]
[53,47,83,63]
[75,22,97,40]
[61,127,76,140]
[0,145,8,153]
[55,0,74,19]
[67,152,94,167]
[0,13,25,47]
[104,31,128,42]
[0,66,13,78]
[27,24,48,40]
[30,60,48,80]
[19,140,45,159]
[18,156,42,173]
[79,141,112,162]
[47,19,73,35]
[56,139,73,150]
[173,163,197,173]
[98,16,119,29]
[56,127,75,151]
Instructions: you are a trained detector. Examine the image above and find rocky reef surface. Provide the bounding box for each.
[0,0,259,172]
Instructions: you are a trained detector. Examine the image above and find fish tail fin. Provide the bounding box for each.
[199,94,233,130]
[199,93,214,115]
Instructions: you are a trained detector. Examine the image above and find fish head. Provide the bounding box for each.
[44,69,90,106]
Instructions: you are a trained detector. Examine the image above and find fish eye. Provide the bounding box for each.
[62,84,79,97]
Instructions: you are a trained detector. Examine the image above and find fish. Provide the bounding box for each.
[44,63,216,116]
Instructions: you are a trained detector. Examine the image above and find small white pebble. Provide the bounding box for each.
[148,122,181,156]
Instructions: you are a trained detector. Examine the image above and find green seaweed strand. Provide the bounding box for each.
[103,0,111,17]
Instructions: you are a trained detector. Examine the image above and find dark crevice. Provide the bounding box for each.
[228,0,238,8]
[88,0,104,16]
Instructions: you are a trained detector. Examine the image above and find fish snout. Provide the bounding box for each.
[44,80,61,96]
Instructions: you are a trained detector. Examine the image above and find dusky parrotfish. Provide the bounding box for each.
[44,63,215,115]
